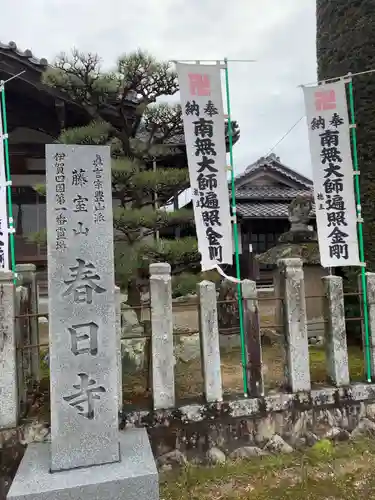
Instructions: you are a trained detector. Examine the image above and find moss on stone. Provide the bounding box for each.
[256,242,321,265]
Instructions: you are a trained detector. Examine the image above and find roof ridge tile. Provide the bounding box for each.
[0,40,48,69]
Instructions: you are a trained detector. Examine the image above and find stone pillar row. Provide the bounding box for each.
[0,260,370,429]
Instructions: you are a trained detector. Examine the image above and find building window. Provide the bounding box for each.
[251,232,281,254]
[10,187,46,236]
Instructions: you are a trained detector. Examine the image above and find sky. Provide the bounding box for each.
[1,0,317,180]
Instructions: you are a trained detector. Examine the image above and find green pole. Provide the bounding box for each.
[0,83,16,280]
[224,58,248,396]
[347,77,372,382]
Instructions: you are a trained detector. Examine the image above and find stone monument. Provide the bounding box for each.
[8,145,159,500]
[256,193,319,264]
[257,193,327,341]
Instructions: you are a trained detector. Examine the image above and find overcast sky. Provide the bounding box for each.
[2,0,317,179]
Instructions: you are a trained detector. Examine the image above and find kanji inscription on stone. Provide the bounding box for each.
[63,258,106,304]
[63,372,106,419]
[45,145,118,472]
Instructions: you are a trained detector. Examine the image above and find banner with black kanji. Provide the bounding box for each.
[176,63,232,271]
[0,98,9,270]
[303,81,360,267]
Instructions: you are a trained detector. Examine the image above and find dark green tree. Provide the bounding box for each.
[40,49,200,308]
[317,0,375,270]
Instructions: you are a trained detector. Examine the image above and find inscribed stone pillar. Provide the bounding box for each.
[46,145,119,471]
[277,258,311,392]
[15,264,40,382]
[322,275,350,386]
[115,286,123,413]
[149,262,175,409]
[197,280,222,403]
[366,272,375,378]
[241,279,264,397]
[0,270,17,428]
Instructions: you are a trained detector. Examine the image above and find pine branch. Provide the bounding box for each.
[114,237,199,287]
[131,168,189,202]
[143,103,183,144]
[139,237,200,274]
[117,49,178,104]
[40,46,217,291]
[34,184,46,197]
[27,229,47,246]
[113,207,194,239]
[59,120,112,145]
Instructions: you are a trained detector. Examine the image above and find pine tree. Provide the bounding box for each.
[41,49,200,308]
[317,0,375,269]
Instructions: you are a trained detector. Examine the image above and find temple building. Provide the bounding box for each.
[234,154,314,284]
[0,41,86,269]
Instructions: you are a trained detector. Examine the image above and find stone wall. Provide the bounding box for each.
[121,384,375,468]
[3,384,375,486]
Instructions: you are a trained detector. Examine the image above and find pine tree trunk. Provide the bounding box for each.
[127,278,142,321]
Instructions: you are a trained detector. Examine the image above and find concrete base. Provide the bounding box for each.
[7,428,159,500]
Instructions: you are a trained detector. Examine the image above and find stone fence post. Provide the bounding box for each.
[277,258,310,392]
[366,272,375,378]
[14,284,29,411]
[242,279,264,397]
[15,264,40,383]
[322,275,349,386]
[0,271,17,428]
[149,263,175,409]
[115,286,122,413]
[197,280,222,402]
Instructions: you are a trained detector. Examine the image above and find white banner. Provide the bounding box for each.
[0,97,9,270]
[176,63,232,271]
[303,80,360,267]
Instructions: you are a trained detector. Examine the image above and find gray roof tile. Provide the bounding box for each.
[235,186,312,200]
[0,41,48,69]
[237,202,290,218]
[237,201,315,218]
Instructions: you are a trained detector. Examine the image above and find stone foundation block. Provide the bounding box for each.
[7,429,159,500]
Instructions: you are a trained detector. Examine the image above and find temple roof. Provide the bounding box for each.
[235,153,312,189]
[235,185,311,201]
[230,154,315,220]
[178,156,315,219]
[0,41,48,72]
[237,201,315,219]
[237,202,291,218]
[236,184,315,219]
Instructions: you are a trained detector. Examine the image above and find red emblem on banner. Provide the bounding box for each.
[314,90,336,111]
[188,73,211,96]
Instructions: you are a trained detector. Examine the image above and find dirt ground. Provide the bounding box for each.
[122,344,365,405]
[38,300,278,346]
[140,299,277,332]
[161,438,375,499]
[36,303,364,404]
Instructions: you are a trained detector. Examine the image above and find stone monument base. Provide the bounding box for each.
[7,428,159,500]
